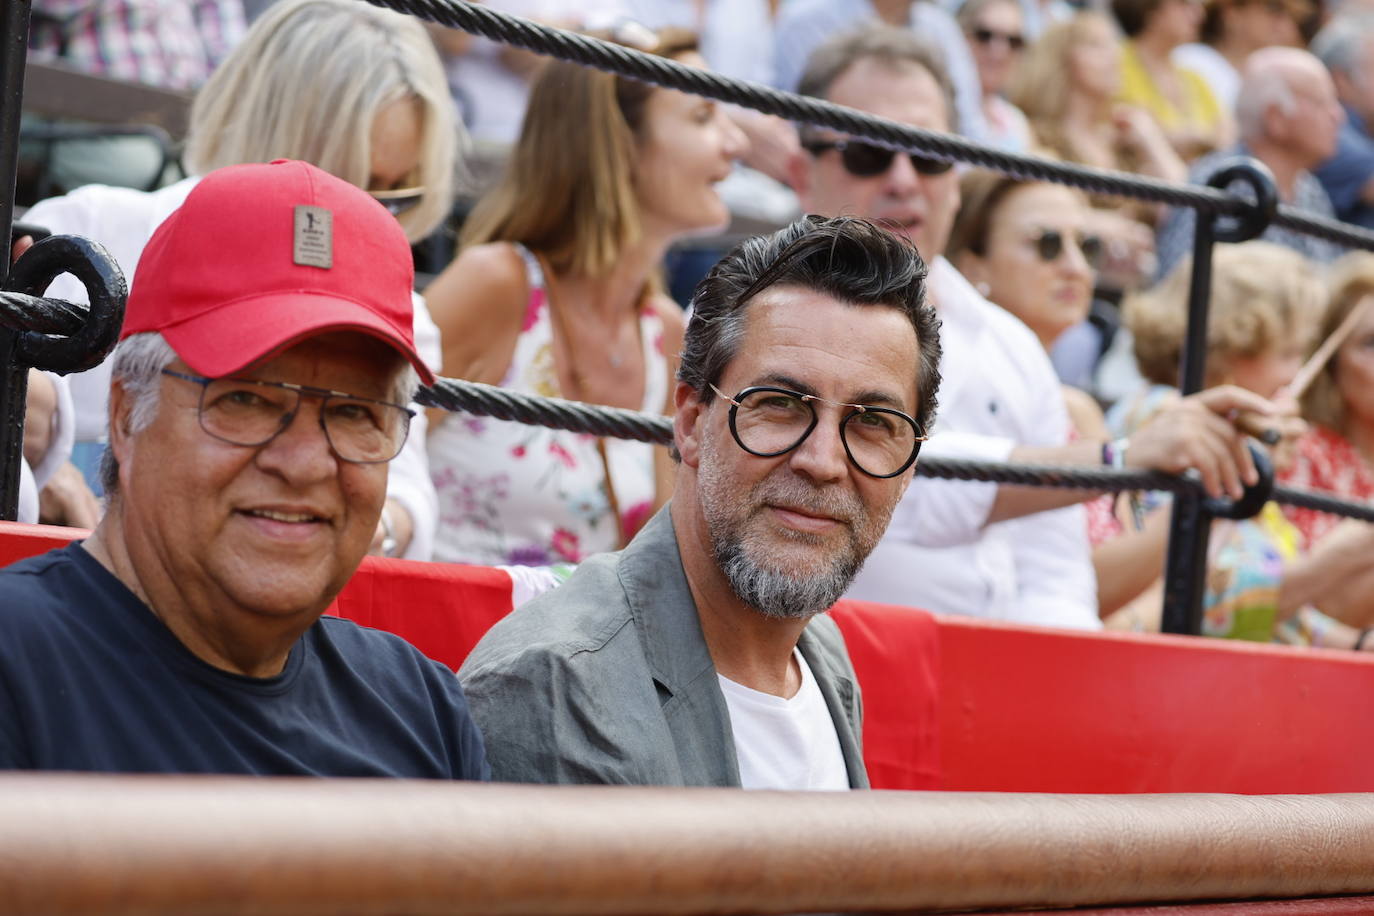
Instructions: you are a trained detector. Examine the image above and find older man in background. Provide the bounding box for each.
[0,160,488,778]
[1155,46,1346,278]
[789,26,1282,628]
[1313,12,1374,230]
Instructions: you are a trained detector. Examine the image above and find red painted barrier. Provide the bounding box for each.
[5,522,1374,794]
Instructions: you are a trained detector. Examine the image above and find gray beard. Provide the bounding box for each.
[712,526,862,620]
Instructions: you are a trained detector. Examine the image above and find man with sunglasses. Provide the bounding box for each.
[791,27,1285,629]
[461,215,941,788]
[0,161,488,778]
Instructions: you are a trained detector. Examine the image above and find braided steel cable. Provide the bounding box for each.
[365,0,1258,217]
[418,376,1372,524]
[1273,484,1374,524]
[419,377,1374,518]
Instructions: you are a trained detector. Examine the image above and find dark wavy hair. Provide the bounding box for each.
[680,214,942,436]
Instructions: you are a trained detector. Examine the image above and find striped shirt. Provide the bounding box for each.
[28,0,246,90]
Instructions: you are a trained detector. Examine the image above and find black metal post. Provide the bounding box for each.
[1159,159,1278,635]
[0,1,32,520]
[1159,216,1216,635]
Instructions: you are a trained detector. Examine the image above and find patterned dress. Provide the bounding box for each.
[1279,424,1374,549]
[428,244,667,566]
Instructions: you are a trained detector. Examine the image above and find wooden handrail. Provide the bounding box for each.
[3,776,1374,914]
[22,61,192,138]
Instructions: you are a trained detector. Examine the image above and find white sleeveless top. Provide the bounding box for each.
[429,244,668,566]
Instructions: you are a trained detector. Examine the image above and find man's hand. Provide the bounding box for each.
[11,234,32,264]
[38,461,101,529]
[1125,386,1295,500]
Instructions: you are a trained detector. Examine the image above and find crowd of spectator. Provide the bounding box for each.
[13,0,1374,697]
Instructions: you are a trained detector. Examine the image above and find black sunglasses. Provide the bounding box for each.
[803,139,954,178]
[1029,229,1103,268]
[971,27,1025,50]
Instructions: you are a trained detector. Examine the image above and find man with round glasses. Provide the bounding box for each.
[791,26,1286,629]
[0,160,488,778]
[461,215,941,788]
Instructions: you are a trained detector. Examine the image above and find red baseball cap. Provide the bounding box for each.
[122,159,435,385]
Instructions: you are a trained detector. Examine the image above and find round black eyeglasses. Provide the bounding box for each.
[162,369,414,464]
[710,384,926,479]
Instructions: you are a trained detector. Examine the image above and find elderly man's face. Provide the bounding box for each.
[1283,62,1345,167]
[797,59,960,264]
[114,332,398,618]
[685,286,920,618]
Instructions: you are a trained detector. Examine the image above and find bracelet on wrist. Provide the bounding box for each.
[1101,437,1129,470]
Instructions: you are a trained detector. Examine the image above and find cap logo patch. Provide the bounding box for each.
[293,205,333,268]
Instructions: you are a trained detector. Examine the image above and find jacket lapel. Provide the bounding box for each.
[616,508,740,787]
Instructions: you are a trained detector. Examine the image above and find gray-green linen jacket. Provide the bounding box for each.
[458,507,869,787]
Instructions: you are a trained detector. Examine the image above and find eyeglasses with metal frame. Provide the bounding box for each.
[161,369,415,464]
[709,384,926,479]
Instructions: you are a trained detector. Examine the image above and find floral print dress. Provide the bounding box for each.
[428,244,666,566]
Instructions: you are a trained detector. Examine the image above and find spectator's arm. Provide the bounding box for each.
[649,294,686,511]
[1092,506,1170,617]
[420,242,528,427]
[22,371,57,471]
[989,385,1285,521]
[1279,520,1374,628]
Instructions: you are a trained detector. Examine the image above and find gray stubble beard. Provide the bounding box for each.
[698,436,881,620]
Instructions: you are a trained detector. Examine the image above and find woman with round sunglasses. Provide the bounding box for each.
[22,0,458,560]
[1009,12,1185,293]
[422,26,747,568]
[957,0,1034,151]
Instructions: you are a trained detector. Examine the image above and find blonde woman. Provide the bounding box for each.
[1111,243,1374,646]
[423,27,747,567]
[1010,11,1184,289]
[24,0,459,560]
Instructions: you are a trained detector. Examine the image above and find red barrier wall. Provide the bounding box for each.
[6,522,1374,794]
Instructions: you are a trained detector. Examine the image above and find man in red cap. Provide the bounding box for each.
[0,160,488,778]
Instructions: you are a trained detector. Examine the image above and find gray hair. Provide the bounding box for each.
[100,332,179,495]
[796,25,960,135]
[100,332,421,494]
[1312,13,1374,84]
[184,0,462,243]
[1235,51,1300,140]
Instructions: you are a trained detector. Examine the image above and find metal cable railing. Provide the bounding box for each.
[419,378,1374,524]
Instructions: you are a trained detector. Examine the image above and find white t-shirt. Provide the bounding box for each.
[718,650,850,791]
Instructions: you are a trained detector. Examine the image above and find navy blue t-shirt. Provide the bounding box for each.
[0,543,490,779]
